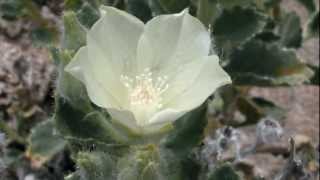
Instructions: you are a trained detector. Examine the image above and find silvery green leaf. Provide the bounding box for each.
[226,40,314,86]
[304,11,319,39]
[197,0,220,26]
[157,0,190,13]
[31,26,59,47]
[117,146,160,180]
[65,0,83,10]
[148,0,166,15]
[163,104,207,157]
[218,0,254,9]
[27,120,66,164]
[307,64,319,85]
[76,151,116,180]
[212,7,267,56]
[125,0,152,22]
[278,12,302,48]
[63,11,87,51]
[76,2,100,28]
[0,0,24,20]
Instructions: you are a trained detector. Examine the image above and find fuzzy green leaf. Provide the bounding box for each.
[30,26,59,47]
[305,11,319,38]
[261,0,281,10]
[225,40,314,86]
[307,64,319,85]
[278,12,302,48]
[218,0,254,9]
[55,96,127,143]
[0,0,24,20]
[65,0,84,10]
[254,31,281,43]
[163,104,207,156]
[158,148,200,180]
[65,0,100,11]
[197,0,220,27]
[148,0,166,15]
[76,2,100,28]
[63,11,87,51]
[158,0,190,13]
[157,148,184,180]
[125,0,152,22]
[212,7,267,55]
[76,151,116,180]
[117,146,160,180]
[27,120,66,162]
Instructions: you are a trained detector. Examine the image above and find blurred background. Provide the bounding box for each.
[0,0,318,179]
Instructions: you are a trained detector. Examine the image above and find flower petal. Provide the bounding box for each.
[164,55,231,111]
[65,47,121,108]
[107,108,140,133]
[136,9,211,76]
[148,109,184,125]
[86,6,144,107]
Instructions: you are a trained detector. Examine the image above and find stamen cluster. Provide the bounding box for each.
[121,68,169,109]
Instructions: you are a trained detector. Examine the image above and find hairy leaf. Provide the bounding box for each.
[76,151,116,180]
[63,11,87,51]
[278,12,302,48]
[226,40,313,86]
[212,7,267,56]
[218,0,254,9]
[158,0,190,13]
[197,0,220,27]
[163,104,207,156]
[31,26,59,47]
[76,2,100,28]
[125,0,152,22]
[305,11,319,39]
[307,64,319,85]
[27,120,66,164]
[0,0,24,20]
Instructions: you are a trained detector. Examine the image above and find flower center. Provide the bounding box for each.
[121,68,169,109]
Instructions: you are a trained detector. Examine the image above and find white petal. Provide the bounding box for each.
[162,57,206,103]
[136,9,211,76]
[86,6,144,107]
[107,108,140,133]
[65,47,121,108]
[164,55,231,111]
[148,109,184,125]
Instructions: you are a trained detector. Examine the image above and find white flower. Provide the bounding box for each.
[65,6,231,134]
